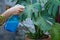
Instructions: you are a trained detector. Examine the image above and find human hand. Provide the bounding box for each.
[1,5,25,20]
[6,5,25,15]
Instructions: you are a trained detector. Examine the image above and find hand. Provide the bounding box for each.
[6,5,25,15]
[1,5,25,20]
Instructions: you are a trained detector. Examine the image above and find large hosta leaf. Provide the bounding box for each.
[48,3,53,15]
[43,15,55,25]
[52,4,58,18]
[54,0,60,5]
[45,0,52,10]
[32,0,37,4]
[33,15,51,33]
[45,0,59,18]
[49,23,60,40]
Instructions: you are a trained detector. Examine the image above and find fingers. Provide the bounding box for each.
[17,5,25,12]
[16,9,23,14]
[15,5,25,9]
[13,5,25,11]
[16,5,25,8]
[15,5,24,12]
[19,8,24,11]
[7,5,25,15]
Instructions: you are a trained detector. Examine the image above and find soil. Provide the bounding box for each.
[25,35,51,40]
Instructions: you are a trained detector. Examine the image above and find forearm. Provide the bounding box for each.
[1,10,12,20]
[0,5,24,26]
[0,10,12,25]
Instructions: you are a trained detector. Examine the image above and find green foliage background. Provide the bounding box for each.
[12,0,60,40]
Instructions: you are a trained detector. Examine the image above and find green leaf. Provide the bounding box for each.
[42,14,55,25]
[45,0,52,10]
[54,0,60,5]
[19,12,27,22]
[32,3,41,19]
[25,5,33,18]
[48,3,53,15]
[33,15,51,33]
[52,4,58,18]
[32,0,37,4]
[49,23,60,40]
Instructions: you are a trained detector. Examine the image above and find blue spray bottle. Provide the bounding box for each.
[4,15,19,32]
[4,5,25,32]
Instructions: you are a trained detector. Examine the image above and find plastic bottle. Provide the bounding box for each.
[4,4,25,32]
[4,15,19,32]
